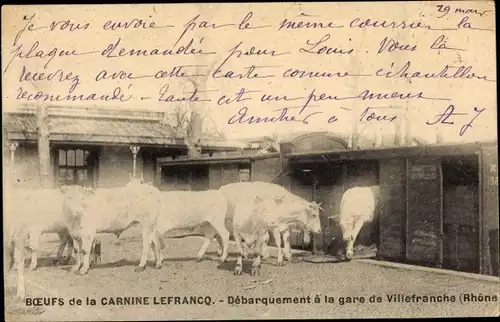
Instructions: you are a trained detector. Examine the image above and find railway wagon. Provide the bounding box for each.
[284,141,498,277]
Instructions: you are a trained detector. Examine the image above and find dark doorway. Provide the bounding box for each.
[442,155,480,273]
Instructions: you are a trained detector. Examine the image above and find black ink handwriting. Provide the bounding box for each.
[438,4,493,19]
[278,13,344,31]
[158,84,210,103]
[283,68,370,79]
[101,37,216,58]
[299,34,354,55]
[358,107,397,123]
[217,88,258,106]
[377,37,417,54]
[425,105,486,136]
[457,16,494,31]
[228,106,321,125]
[174,12,270,46]
[102,18,173,31]
[19,65,81,93]
[16,85,133,102]
[376,61,496,82]
[350,18,429,30]
[94,65,206,82]
[430,35,466,51]
[227,41,289,59]
[13,13,45,47]
[4,41,99,75]
[357,89,450,101]
[460,107,486,136]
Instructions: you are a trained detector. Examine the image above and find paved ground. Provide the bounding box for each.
[4,227,499,321]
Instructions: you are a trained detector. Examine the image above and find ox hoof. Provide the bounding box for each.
[134,266,146,272]
[250,266,260,276]
[155,263,162,270]
[195,257,204,263]
[276,260,284,267]
[218,258,227,264]
[234,266,243,275]
[78,270,89,276]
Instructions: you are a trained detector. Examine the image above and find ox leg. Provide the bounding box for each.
[136,227,154,272]
[346,218,365,261]
[71,238,83,273]
[214,226,229,263]
[55,232,69,265]
[79,231,95,275]
[233,232,245,275]
[92,237,102,265]
[28,231,41,271]
[65,235,75,264]
[251,230,267,276]
[196,231,216,262]
[272,228,284,267]
[15,237,26,300]
[215,239,223,257]
[151,231,163,269]
[261,231,270,260]
[282,230,292,261]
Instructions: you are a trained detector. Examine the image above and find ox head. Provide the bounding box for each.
[305,201,322,234]
[327,213,355,260]
[60,185,94,217]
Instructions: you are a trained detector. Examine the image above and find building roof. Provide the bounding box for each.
[2,105,244,151]
[287,141,498,164]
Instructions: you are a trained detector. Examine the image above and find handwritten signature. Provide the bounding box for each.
[426,105,486,136]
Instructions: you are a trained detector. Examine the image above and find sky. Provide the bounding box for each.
[1,3,497,143]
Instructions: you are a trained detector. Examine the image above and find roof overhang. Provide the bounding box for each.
[287,141,497,164]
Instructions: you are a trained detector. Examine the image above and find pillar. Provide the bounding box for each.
[9,141,19,187]
[129,145,140,179]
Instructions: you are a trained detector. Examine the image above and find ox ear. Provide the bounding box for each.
[254,195,263,203]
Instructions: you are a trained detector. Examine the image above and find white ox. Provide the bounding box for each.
[4,189,28,300]
[62,177,163,275]
[330,186,380,260]
[214,182,322,276]
[5,188,74,271]
[153,190,230,264]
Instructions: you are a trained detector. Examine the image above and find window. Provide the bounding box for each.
[239,169,250,182]
[57,148,91,187]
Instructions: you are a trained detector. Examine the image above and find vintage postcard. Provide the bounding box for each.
[2,1,498,320]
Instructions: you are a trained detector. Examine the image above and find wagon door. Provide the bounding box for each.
[481,144,499,276]
[406,158,443,268]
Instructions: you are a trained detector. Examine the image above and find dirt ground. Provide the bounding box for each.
[4,227,499,321]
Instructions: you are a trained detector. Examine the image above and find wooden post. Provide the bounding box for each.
[404,107,413,146]
[394,116,402,147]
[130,145,140,179]
[351,107,359,149]
[36,105,51,188]
[8,141,19,188]
[186,63,208,159]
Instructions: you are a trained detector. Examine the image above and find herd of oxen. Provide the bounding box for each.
[3,176,380,300]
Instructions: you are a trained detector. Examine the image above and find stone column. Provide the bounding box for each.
[9,141,19,187]
[129,145,140,179]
